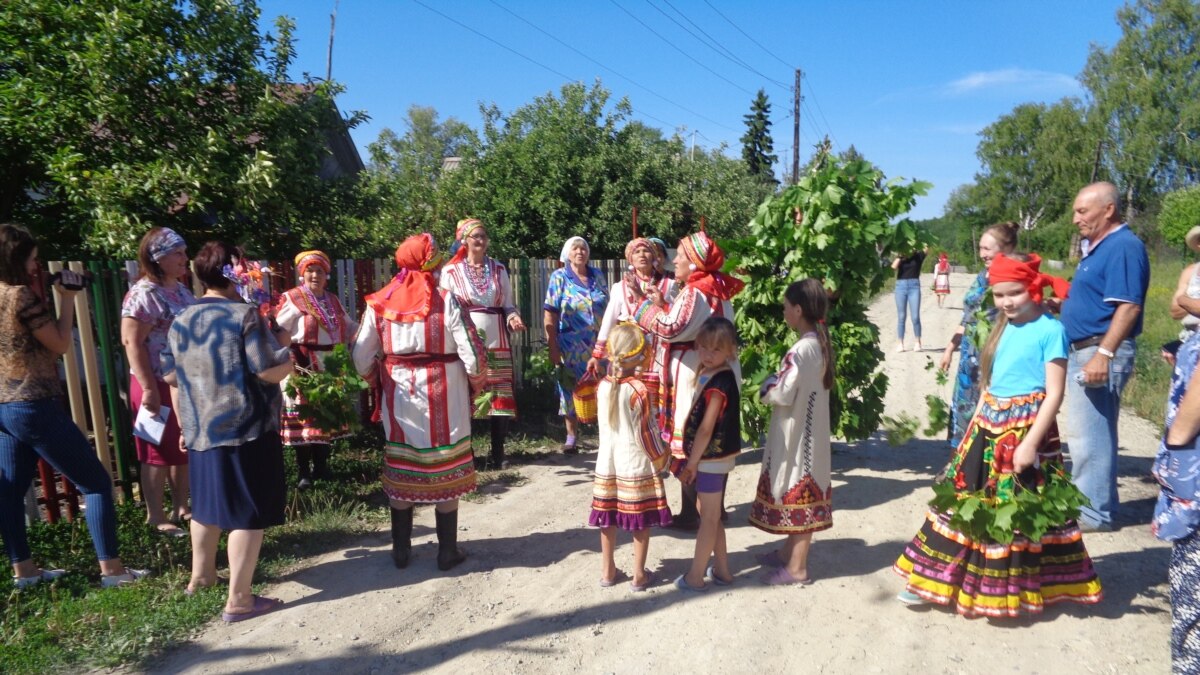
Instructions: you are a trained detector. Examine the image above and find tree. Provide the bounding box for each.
[973,100,1097,230]
[1160,185,1200,251]
[1082,0,1200,219]
[726,148,931,441]
[0,2,368,258]
[740,89,778,186]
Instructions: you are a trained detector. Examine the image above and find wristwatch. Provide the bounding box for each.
[1097,346,1115,359]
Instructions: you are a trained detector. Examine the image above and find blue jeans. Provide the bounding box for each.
[1065,339,1136,528]
[895,278,922,341]
[0,398,120,563]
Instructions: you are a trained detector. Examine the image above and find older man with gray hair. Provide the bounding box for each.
[1060,181,1150,532]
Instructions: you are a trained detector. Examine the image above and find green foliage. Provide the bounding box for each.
[881,412,920,447]
[0,2,370,259]
[726,149,931,441]
[362,81,772,258]
[923,359,951,436]
[740,89,778,186]
[1160,185,1200,250]
[284,344,369,433]
[928,464,1091,544]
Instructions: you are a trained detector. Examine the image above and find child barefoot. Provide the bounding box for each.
[674,317,741,591]
[590,322,672,591]
[750,279,834,585]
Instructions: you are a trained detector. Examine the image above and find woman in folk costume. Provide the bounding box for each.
[588,238,677,432]
[276,250,357,490]
[894,253,1102,617]
[352,234,487,572]
[440,218,526,469]
[632,231,744,529]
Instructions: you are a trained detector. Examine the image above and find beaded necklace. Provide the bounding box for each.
[298,284,341,339]
[464,258,494,298]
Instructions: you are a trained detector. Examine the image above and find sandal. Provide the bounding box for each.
[101,568,150,588]
[154,523,188,538]
[598,570,627,588]
[706,565,734,587]
[673,574,708,593]
[14,568,67,590]
[221,595,283,623]
[630,569,654,592]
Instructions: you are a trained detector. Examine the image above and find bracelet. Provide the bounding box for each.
[1097,346,1115,359]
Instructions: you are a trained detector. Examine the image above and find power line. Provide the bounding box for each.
[648,0,791,91]
[487,0,740,134]
[608,0,755,97]
[802,73,840,151]
[702,0,793,70]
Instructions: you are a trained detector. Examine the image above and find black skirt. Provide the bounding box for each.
[190,433,286,530]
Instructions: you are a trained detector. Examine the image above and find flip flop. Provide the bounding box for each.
[630,569,654,592]
[154,523,188,538]
[221,595,283,623]
[674,574,708,593]
[754,550,783,567]
[706,565,734,587]
[762,566,813,586]
[598,570,627,588]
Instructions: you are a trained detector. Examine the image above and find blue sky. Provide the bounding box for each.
[257,0,1126,221]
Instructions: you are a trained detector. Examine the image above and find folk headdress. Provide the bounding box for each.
[366,233,445,322]
[624,238,658,272]
[294,250,331,276]
[679,231,745,301]
[447,218,485,265]
[987,253,1070,304]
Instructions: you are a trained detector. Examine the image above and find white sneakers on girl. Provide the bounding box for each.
[101,568,150,588]
[13,568,67,589]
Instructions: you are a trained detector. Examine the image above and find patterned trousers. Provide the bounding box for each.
[1172,530,1200,674]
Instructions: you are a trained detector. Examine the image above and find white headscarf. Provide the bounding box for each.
[559,236,589,264]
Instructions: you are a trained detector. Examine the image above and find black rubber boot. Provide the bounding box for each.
[672,481,700,530]
[390,507,413,569]
[295,446,313,490]
[312,444,333,481]
[435,509,467,571]
[489,418,509,469]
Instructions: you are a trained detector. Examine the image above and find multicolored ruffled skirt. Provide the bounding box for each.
[893,391,1103,618]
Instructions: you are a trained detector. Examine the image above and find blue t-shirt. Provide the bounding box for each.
[1060,225,1150,342]
[988,312,1068,398]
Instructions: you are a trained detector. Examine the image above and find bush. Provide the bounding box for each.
[1160,185,1200,252]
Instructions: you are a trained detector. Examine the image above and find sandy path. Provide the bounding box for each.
[148,272,1170,674]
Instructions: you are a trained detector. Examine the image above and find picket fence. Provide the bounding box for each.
[28,257,628,524]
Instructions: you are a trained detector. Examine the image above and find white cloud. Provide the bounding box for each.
[944,68,1081,96]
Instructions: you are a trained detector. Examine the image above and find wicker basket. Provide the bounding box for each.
[573,374,599,424]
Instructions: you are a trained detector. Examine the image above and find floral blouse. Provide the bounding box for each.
[121,278,196,380]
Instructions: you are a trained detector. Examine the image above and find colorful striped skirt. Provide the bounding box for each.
[893,391,1103,618]
[280,404,350,447]
[382,436,477,504]
[589,444,671,531]
[477,346,517,418]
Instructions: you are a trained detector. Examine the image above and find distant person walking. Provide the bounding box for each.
[1060,182,1150,532]
[932,252,951,308]
[892,246,927,352]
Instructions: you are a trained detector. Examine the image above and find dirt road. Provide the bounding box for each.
[150,272,1171,674]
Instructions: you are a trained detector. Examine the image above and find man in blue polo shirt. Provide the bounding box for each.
[1060,181,1150,532]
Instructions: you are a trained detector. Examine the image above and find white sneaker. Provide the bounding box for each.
[894,342,906,353]
[914,341,923,352]
[13,568,67,589]
[897,590,928,606]
[101,568,150,588]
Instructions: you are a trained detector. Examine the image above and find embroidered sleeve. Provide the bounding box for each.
[274,291,304,341]
[447,292,487,377]
[498,263,519,318]
[761,349,803,406]
[591,281,621,358]
[636,286,711,341]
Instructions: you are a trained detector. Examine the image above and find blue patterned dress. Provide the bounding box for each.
[949,270,994,447]
[1153,331,1200,671]
[544,266,608,417]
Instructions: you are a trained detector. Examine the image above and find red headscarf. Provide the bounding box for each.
[679,231,745,301]
[294,250,331,276]
[447,218,485,265]
[366,234,445,323]
[987,253,1070,304]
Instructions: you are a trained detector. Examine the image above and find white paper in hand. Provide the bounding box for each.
[133,406,170,446]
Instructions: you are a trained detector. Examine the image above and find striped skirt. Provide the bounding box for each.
[589,444,671,531]
[477,347,517,418]
[280,404,350,447]
[893,391,1103,618]
[382,437,477,504]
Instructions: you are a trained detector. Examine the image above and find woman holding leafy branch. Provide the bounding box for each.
[353,234,488,572]
[894,253,1102,618]
[275,250,357,490]
[440,218,526,470]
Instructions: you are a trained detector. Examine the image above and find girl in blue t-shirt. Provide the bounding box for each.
[894,253,1103,618]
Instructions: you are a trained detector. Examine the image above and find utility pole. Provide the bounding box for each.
[325,0,340,82]
[792,68,802,184]
[690,130,697,161]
